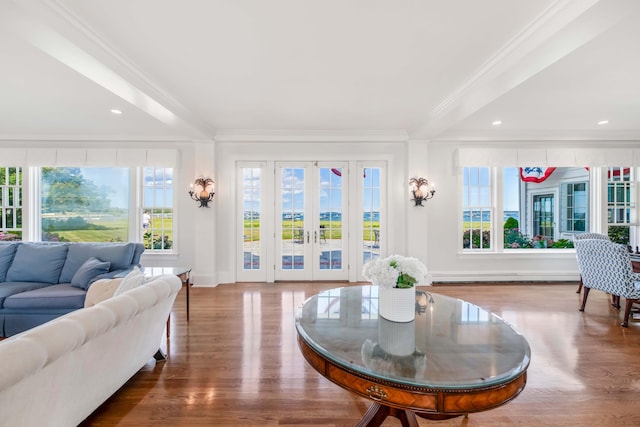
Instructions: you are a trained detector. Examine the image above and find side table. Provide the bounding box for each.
[143,267,192,337]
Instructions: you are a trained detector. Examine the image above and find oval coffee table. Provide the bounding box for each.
[295,286,531,426]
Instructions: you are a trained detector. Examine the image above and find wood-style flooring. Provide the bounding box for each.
[80,282,640,426]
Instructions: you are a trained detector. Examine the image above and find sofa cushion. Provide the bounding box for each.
[84,278,122,308]
[113,267,146,296]
[3,284,86,310]
[0,242,19,282]
[5,243,69,284]
[70,257,111,290]
[59,243,136,284]
[0,282,52,307]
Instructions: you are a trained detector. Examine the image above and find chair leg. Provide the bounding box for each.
[576,277,583,294]
[622,298,637,327]
[611,295,621,309]
[579,287,590,311]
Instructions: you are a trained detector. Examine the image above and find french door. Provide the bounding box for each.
[275,162,348,281]
[533,194,555,238]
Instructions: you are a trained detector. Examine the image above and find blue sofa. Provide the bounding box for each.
[0,241,144,336]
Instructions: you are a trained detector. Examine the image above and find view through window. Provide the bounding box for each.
[41,167,130,242]
[363,167,381,263]
[142,167,174,250]
[242,167,261,270]
[464,167,590,251]
[0,167,22,241]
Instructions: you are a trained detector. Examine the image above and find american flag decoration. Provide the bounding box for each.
[520,167,556,183]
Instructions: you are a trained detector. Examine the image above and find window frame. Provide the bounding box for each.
[461,166,493,251]
[3,166,177,253]
[0,166,22,240]
[461,166,596,253]
[562,181,589,233]
[141,167,175,253]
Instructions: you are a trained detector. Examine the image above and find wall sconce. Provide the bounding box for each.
[188,177,215,208]
[409,177,435,206]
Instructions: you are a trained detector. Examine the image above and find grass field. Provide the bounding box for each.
[45,216,173,243]
[244,220,380,241]
[464,221,491,231]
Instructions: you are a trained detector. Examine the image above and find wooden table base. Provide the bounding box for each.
[356,402,465,426]
[357,403,418,427]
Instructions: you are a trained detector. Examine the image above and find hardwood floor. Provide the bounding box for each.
[80,282,640,426]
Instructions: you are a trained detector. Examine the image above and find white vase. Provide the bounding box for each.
[378,285,415,322]
[378,317,415,356]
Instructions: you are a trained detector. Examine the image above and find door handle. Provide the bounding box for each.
[306,231,310,243]
[314,230,317,243]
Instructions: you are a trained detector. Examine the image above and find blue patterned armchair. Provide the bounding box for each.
[575,238,640,327]
[573,233,610,294]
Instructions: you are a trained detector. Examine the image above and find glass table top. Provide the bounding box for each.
[142,266,191,277]
[295,285,531,390]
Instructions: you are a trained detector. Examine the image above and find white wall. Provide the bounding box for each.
[9,137,640,285]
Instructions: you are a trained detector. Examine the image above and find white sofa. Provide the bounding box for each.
[0,274,181,426]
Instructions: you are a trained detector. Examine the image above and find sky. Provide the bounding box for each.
[243,166,381,214]
[79,167,174,209]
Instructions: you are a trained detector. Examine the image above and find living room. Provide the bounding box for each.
[1,1,640,426]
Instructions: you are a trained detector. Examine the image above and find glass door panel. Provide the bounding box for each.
[363,167,381,264]
[276,164,312,280]
[314,164,347,280]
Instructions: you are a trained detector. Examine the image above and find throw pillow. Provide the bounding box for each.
[70,257,111,290]
[113,266,146,296]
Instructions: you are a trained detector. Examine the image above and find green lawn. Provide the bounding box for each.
[464,221,491,231]
[45,216,173,243]
[243,220,379,241]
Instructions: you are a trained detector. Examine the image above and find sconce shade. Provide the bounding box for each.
[189,177,215,207]
[409,177,435,206]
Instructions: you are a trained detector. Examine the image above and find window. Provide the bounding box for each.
[608,167,632,225]
[462,167,491,250]
[142,168,174,251]
[41,167,130,242]
[0,167,22,241]
[562,182,587,232]
[242,167,261,270]
[363,167,381,262]
[465,166,589,251]
[39,167,175,250]
[608,167,634,246]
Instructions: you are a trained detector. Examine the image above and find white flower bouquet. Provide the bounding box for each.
[362,255,428,289]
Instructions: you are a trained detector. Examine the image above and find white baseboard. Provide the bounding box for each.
[429,270,580,283]
[191,273,219,287]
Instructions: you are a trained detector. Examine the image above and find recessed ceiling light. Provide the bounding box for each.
[597,120,609,125]
[110,109,123,115]
[492,120,502,126]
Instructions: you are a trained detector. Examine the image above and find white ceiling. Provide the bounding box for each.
[1,0,639,142]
